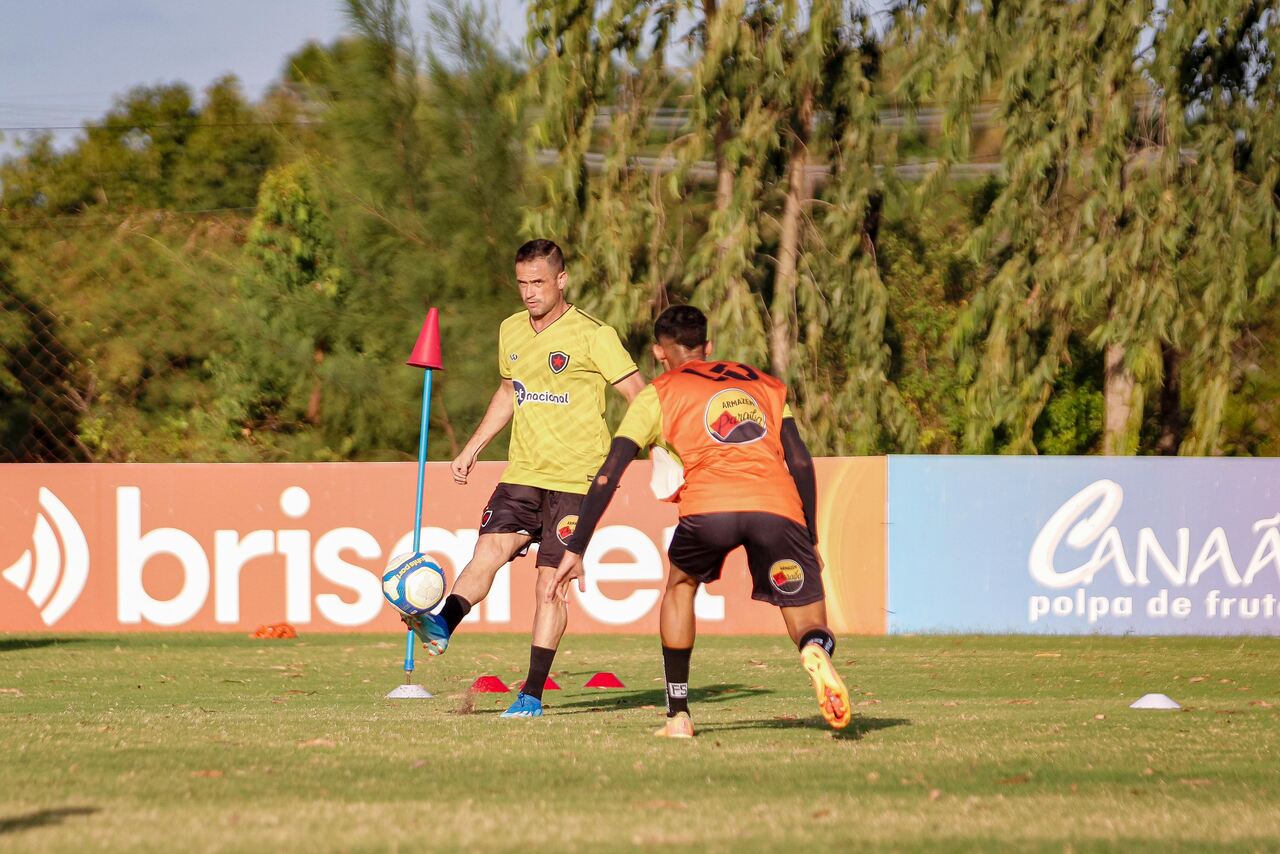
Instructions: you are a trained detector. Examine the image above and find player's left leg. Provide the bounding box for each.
[742,512,851,729]
[501,490,580,718]
[779,601,851,730]
[500,564,570,718]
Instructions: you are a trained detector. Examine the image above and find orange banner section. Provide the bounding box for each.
[0,460,885,635]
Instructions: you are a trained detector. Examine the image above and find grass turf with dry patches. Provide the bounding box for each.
[2,633,1279,852]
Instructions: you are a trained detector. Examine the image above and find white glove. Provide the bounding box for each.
[649,445,685,502]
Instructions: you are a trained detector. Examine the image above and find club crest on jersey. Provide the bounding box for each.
[548,351,570,374]
[512,380,569,406]
[769,560,805,595]
[480,508,493,528]
[556,515,578,544]
[704,388,767,444]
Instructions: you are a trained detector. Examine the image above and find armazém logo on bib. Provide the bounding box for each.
[704,388,766,444]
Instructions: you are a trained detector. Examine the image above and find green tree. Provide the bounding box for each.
[173,75,278,210]
[523,0,679,348]
[794,1,917,453]
[82,83,200,210]
[3,212,245,461]
[524,0,916,452]
[423,0,527,301]
[238,0,530,460]
[680,0,779,370]
[219,160,355,456]
[909,0,1280,454]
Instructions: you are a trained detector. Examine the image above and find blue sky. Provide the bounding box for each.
[0,0,528,151]
[0,0,893,156]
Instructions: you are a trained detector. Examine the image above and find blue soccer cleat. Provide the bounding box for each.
[500,693,543,718]
[402,611,450,656]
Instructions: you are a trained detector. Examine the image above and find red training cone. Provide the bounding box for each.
[469,675,509,693]
[517,677,561,691]
[584,672,625,689]
[407,307,444,370]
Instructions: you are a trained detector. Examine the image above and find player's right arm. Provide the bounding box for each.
[548,437,641,599]
[548,386,663,599]
[589,323,645,401]
[451,380,515,484]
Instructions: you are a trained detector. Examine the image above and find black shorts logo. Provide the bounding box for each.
[549,351,570,374]
[769,559,804,595]
[556,515,578,544]
[480,508,493,528]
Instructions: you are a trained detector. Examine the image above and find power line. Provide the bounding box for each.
[2,206,256,229]
[0,102,1014,135]
[539,150,1004,182]
[0,120,318,132]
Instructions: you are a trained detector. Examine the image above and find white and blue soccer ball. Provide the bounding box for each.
[381,552,447,616]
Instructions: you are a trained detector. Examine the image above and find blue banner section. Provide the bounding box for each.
[887,457,1280,634]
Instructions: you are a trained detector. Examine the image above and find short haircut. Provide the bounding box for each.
[514,239,565,274]
[654,305,708,349]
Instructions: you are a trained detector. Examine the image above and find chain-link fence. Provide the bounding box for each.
[1,210,251,463]
[0,286,89,462]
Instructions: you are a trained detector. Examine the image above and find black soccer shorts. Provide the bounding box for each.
[667,511,825,607]
[478,483,584,568]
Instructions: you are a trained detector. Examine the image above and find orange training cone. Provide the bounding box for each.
[585,672,625,688]
[469,675,510,693]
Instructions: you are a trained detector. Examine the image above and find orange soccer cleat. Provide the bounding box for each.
[801,644,852,729]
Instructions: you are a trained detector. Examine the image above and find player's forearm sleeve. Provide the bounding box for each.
[566,438,642,554]
[781,418,819,544]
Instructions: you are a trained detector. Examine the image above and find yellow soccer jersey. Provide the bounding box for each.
[498,306,638,494]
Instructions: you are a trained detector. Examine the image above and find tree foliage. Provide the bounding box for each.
[906,0,1280,454]
[2,0,1279,462]
[523,0,919,453]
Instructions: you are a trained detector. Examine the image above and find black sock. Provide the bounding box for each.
[439,594,471,634]
[662,646,692,717]
[522,645,557,700]
[798,626,836,656]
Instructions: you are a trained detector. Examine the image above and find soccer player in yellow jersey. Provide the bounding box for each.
[403,239,645,718]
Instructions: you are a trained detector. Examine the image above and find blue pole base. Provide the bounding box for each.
[403,628,416,674]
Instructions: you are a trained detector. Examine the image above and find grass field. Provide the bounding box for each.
[3,632,1280,852]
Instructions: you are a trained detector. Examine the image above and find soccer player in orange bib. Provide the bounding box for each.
[550,305,851,736]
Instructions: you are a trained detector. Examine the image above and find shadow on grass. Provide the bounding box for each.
[466,684,772,716]
[0,638,87,653]
[0,807,100,835]
[553,684,771,715]
[699,715,911,741]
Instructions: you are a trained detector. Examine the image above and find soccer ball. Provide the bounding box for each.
[381,552,447,616]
